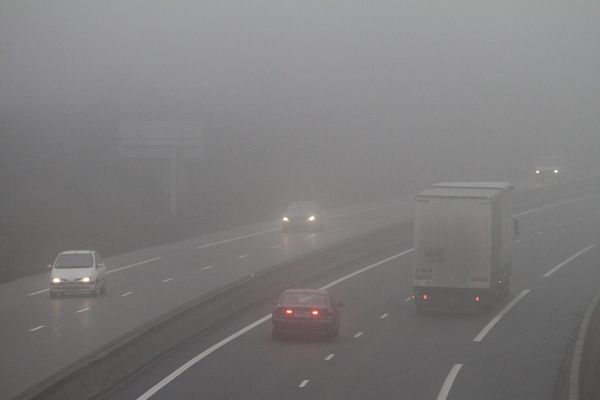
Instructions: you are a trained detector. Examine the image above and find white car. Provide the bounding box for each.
[49,250,107,298]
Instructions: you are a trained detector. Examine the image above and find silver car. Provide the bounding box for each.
[49,250,107,298]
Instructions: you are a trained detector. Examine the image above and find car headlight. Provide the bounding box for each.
[282,216,289,222]
[535,170,540,174]
[52,277,61,284]
[81,277,91,283]
[554,169,559,174]
[308,215,316,222]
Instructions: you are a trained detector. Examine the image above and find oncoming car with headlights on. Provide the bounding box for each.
[281,201,323,233]
[271,289,342,340]
[48,250,107,298]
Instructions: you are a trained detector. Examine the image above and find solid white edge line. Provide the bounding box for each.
[543,245,596,278]
[162,278,174,283]
[201,265,214,271]
[436,364,463,400]
[271,245,281,249]
[473,289,530,342]
[121,291,134,297]
[135,249,413,400]
[107,257,162,274]
[324,354,335,361]
[196,228,280,249]
[514,193,600,217]
[27,288,49,296]
[353,332,363,338]
[379,313,389,319]
[76,307,91,314]
[29,325,45,332]
[237,254,248,259]
[298,380,309,388]
[568,289,600,400]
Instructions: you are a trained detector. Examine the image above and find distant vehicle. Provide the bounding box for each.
[271,288,342,340]
[535,156,567,182]
[49,250,107,298]
[281,201,323,233]
[412,182,518,312]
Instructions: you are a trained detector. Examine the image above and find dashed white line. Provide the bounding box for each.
[29,325,45,332]
[514,192,600,217]
[196,228,280,249]
[324,354,335,361]
[76,307,91,314]
[121,291,134,297]
[543,245,596,278]
[107,257,162,274]
[201,265,214,271]
[436,364,463,400]
[135,249,413,400]
[271,244,281,249]
[27,288,49,296]
[379,313,389,319]
[298,380,309,388]
[354,332,363,338]
[404,296,413,302]
[161,278,174,283]
[473,289,530,342]
[237,254,248,259]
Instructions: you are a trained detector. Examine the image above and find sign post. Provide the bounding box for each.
[118,121,203,216]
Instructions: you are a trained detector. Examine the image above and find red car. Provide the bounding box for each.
[271,288,342,340]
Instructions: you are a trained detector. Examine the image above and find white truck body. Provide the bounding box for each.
[413,182,514,311]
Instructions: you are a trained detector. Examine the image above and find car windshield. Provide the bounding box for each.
[280,293,327,307]
[287,202,316,214]
[54,254,93,269]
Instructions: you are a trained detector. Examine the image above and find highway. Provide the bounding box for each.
[102,179,600,400]
[1,198,414,400]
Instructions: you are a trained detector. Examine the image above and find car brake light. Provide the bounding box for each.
[311,310,319,316]
[474,296,481,302]
[285,309,293,316]
[422,294,429,301]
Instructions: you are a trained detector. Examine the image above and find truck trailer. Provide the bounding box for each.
[412,182,517,312]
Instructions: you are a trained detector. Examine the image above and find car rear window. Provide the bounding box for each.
[280,293,327,306]
[54,254,93,268]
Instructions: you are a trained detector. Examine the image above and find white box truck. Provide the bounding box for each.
[412,182,517,312]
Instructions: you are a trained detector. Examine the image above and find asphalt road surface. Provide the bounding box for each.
[107,181,600,400]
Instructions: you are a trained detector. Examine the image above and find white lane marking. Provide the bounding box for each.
[121,291,134,297]
[108,257,162,274]
[162,278,174,283]
[324,354,335,361]
[568,289,600,400]
[76,307,91,314]
[379,313,389,319]
[237,254,248,259]
[543,245,596,278]
[320,249,414,290]
[514,193,600,217]
[29,325,45,332]
[271,244,281,249]
[201,265,214,271]
[332,202,408,218]
[135,249,413,400]
[354,332,363,338]
[298,380,309,388]
[27,288,49,296]
[196,228,280,249]
[436,364,463,400]
[473,289,530,342]
[404,296,413,302]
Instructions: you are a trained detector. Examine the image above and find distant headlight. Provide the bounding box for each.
[282,216,289,222]
[52,277,61,284]
[81,277,91,283]
[308,215,316,222]
[554,169,559,174]
[535,170,540,174]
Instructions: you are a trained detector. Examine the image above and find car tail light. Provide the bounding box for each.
[311,310,319,316]
[422,294,429,301]
[285,309,293,316]
[474,296,481,303]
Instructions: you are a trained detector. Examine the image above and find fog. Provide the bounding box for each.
[1,1,599,278]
